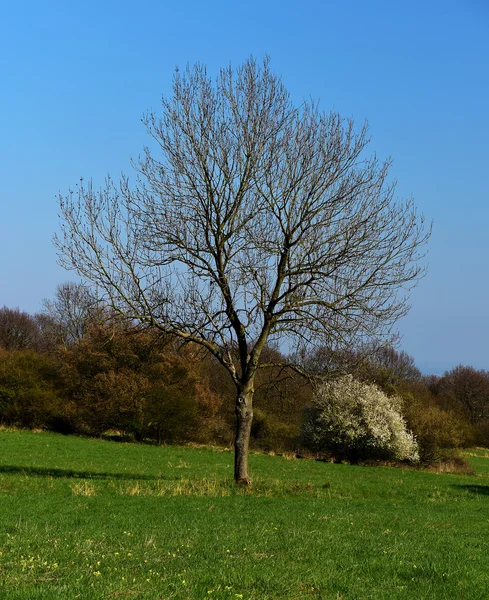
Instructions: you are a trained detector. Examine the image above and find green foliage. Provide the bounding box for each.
[0,349,65,429]
[250,408,298,452]
[144,385,200,444]
[474,418,489,447]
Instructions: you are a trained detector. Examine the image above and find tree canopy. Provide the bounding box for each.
[56,57,430,483]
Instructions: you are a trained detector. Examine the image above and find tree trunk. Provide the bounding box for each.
[234,385,254,485]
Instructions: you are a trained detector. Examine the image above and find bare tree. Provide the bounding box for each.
[41,282,103,347]
[56,57,430,484]
[0,306,40,351]
[369,345,421,384]
[437,365,489,424]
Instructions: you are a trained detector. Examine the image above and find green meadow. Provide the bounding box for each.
[0,430,488,599]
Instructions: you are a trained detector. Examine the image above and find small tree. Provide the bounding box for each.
[302,375,419,462]
[56,57,429,484]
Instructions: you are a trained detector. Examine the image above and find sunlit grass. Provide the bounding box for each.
[1,429,489,599]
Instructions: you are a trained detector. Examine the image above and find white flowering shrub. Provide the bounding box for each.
[302,375,419,463]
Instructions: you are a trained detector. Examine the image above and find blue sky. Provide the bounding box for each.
[1,0,488,374]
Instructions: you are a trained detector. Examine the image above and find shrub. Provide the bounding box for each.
[301,375,419,463]
[144,386,200,444]
[474,419,489,447]
[403,398,474,462]
[250,409,298,452]
[78,369,150,437]
[0,349,66,429]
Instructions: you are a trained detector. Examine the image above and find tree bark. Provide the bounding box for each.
[234,386,254,485]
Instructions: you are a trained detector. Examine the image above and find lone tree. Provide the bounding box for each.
[56,58,430,484]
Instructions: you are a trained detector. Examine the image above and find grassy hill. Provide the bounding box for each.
[0,429,488,599]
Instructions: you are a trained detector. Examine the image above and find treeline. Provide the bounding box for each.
[301,346,489,461]
[0,284,308,450]
[1,283,488,463]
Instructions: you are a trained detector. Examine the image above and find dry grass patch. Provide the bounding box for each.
[118,477,232,497]
[426,458,474,475]
[114,476,322,498]
[71,480,97,496]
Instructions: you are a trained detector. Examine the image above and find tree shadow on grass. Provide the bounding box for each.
[455,484,489,496]
[0,465,171,481]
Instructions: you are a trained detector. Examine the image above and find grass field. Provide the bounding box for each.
[0,430,488,599]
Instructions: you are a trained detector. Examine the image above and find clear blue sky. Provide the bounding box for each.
[1,0,488,374]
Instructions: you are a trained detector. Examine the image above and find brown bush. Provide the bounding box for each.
[404,397,474,462]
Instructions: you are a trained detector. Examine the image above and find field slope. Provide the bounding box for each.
[0,430,488,599]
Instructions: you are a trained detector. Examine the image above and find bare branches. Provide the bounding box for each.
[56,57,430,386]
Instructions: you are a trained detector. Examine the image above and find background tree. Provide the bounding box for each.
[295,344,421,391]
[436,365,489,425]
[0,306,41,351]
[56,57,430,484]
[40,282,103,348]
[368,345,421,385]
